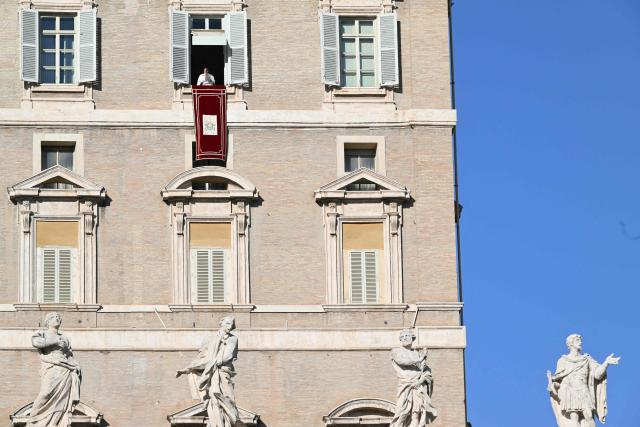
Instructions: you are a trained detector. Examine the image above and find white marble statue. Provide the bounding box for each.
[390,329,437,427]
[26,312,81,427]
[547,334,621,427]
[177,315,240,427]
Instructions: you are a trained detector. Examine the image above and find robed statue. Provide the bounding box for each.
[547,334,620,427]
[390,329,437,427]
[177,315,239,427]
[26,312,81,427]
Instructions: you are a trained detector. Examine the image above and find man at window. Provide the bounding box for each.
[197,67,215,86]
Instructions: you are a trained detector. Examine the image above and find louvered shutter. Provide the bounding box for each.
[78,9,97,83]
[320,12,339,86]
[210,250,225,303]
[20,9,39,82]
[192,249,226,303]
[349,250,378,303]
[378,13,399,87]
[226,11,248,85]
[170,9,190,84]
[363,251,378,303]
[41,249,57,302]
[349,251,364,303]
[39,248,76,303]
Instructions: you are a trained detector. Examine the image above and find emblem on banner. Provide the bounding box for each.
[202,115,218,136]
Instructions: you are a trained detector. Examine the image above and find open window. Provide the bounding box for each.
[170,9,248,87]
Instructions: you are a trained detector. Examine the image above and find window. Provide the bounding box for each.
[36,221,78,303]
[170,10,248,87]
[162,168,259,307]
[344,149,377,190]
[315,168,410,306]
[337,136,386,176]
[8,167,106,307]
[343,223,383,304]
[320,12,398,89]
[20,9,96,85]
[40,15,76,84]
[40,142,76,189]
[340,18,376,87]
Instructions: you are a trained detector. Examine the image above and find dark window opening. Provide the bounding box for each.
[41,144,74,189]
[190,44,224,86]
[192,141,226,168]
[192,181,228,191]
[346,179,378,191]
[345,148,376,172]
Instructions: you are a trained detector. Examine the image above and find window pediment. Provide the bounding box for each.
[11,401,103,426]
[7,165,106,202]
[324,398,395,426]
[315,168,409,202]
[162,166,258,201]
[167,402,259,426]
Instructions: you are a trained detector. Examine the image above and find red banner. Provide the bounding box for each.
[192,86,227,161]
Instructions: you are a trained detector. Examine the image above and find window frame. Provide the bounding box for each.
[336,135,386,176]
[33,133,84,175]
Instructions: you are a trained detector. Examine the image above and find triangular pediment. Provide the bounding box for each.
[167,402,259,426]
[11,401,103,426]
[8,165,106,201]
[315,168,410,202]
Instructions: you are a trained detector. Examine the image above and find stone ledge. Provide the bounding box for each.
[168,304,255,313]
[0,326,466,350]
[322,304,409,312]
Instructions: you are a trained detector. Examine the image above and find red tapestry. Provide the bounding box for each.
[192,86,227,161]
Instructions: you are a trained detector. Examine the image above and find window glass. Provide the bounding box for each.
[345,149,376,172]
[40,15,76,84]
[192,18,205,29]
[339,18,376,87]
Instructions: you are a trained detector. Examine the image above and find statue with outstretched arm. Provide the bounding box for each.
[547,334,620,427]
[177,316,239,427]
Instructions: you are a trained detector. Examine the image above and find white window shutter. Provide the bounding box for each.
[363,251,378,303]
[210,250,225,303]
[349,251,364,303]
[20,9,39,83]
[226,11,248,85]
[78,9,97,83]
[57,249,73,302]
[170,9,190,84]
[40,248,57,303]
[320,12,339,86]
[193,249,210,303]
[378,13,399,87]
[350,250,378,303]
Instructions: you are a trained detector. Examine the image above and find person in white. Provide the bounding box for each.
[197,67,215,86]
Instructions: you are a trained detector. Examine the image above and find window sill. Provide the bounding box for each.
[31,84,86,93]
[13,303,102,312]
[333,87,387,96]
[168,304,255,312]
[322,304,409,312]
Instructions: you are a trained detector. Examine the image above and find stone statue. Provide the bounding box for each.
[177,315,240,427]
[390,329,437,427]
[547,334,621,427]
[26,312,81,427]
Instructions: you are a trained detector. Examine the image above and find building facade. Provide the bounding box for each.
[0,0,466,426]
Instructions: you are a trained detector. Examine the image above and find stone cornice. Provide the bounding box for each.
[0,108,457,129]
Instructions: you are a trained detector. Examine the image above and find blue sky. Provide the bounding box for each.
[454,1,640,425]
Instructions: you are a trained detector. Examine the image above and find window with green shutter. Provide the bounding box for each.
[38,247,76,303]
[191,248,227,303]
[349,250,378,304]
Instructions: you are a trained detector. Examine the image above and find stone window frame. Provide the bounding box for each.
[19,0,97,110]
[315,168,409,309]
[161,166,258,311]
[184,133,234,170]
[323,398,395,426]
[336,135,385,176]
[170,0,247,111]
[7,165,106,310]
[320,0,396,108]
[33,132,85,175]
